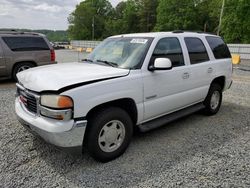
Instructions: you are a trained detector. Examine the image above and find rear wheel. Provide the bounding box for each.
[86,107,133,162]
[12,62,35,81]
[203,84,222,115]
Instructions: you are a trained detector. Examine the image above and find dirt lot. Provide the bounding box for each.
[0,52,249,187]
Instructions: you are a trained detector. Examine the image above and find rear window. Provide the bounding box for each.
[206,36,231,59]
[2,36,50,51]
[184,37,209,64]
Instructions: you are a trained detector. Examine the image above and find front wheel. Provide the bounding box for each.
[86,107,133,162]
[203,84,222,115]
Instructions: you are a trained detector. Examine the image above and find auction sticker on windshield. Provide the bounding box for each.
[130,39,148,44]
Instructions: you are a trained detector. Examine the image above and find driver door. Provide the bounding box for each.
[142,37,193,122]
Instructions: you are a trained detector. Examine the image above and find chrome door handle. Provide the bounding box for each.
[208,67,213,73]
[182,72,190,79]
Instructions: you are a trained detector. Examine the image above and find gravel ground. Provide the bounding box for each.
[0,57,249,187]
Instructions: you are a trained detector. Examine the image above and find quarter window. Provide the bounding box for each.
[152,37,184,67]
[2,37,50,51]
[185,37,209,64]
[206,36,231,59]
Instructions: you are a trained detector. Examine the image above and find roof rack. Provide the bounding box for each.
[172,30,184,33]
[0,30,41,36]
[172,30,216,35]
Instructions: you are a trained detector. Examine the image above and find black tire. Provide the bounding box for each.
[203,84,222,115]
[86,107,133,162]
[12,62,35,81]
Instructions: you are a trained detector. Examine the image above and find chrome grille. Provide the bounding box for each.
[17,87,38,114]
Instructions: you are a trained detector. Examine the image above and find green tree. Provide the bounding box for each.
[68,0,113,40]
[122,0,141,33]
[67,0,250,43]
[155,0,200,31]
[196,0,221,33]
[221,0,250,43]
[104,0,140,37]
[103,2,127,37]
[137,0,158,32]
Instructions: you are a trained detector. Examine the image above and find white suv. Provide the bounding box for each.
[15,32,232,162]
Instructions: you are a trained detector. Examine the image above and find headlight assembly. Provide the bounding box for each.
[41,95,73,109]
[40,95,73,121]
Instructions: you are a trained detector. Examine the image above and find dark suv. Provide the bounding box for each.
[0,31,56,81]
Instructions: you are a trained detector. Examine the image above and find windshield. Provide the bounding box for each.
[87,37,152,69]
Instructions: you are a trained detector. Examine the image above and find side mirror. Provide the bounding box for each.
[149,58,172,71]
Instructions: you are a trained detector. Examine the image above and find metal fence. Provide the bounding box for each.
[71,40,101,48]
[228,44,250,60]
[70,40,250,60]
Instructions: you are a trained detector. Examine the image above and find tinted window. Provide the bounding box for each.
[185,37,209,64]
[152,37,184,67]
[206,36,231,59]
[2,37,49,51]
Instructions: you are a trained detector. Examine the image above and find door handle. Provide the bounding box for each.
[208,67,213,73]
[182,72,190,79]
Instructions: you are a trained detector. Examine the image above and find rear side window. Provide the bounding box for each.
[2,37,49,51]
[206,36,231,59]
[152,37,184,67]
[185,37,209,64]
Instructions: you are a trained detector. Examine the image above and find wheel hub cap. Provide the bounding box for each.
[98,120,125,153]
[210,91,220,110]
[17,65,30,73]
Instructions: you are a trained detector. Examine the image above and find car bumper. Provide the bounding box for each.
[15,98,87,149]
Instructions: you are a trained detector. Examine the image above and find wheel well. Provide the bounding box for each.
[86,98,138,126]
[211,76,225,90]
[12,61,37,74]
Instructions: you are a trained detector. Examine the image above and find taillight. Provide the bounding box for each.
[50,49,55,62]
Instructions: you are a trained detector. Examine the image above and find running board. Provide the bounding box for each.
[138,103,205,132]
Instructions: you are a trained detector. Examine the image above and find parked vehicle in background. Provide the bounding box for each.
[0,31,56,81]
[15,31,232,162]
[50,42,69,50]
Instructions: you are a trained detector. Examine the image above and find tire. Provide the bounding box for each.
[12,62,35,81]
[86,107,133,162]
[203,84,222,115]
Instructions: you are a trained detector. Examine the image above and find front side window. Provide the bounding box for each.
[2,36,50,51]
[206,36,231,59]
[151,37,184,67]
[88,37,153,69]
[185,37,209,64]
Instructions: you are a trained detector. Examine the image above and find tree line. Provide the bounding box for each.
[68,0,250,43]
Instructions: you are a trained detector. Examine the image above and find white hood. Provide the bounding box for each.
[17,62,129,92]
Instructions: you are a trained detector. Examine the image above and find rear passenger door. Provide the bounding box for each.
[0,40,6,77]
[184,37,213,101]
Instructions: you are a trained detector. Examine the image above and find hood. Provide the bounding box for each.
[17,62,129,92]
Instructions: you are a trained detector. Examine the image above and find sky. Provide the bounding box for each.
[0,0,123,30]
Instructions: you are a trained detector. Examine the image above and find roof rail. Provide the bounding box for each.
[172,30,184,33]
[0,30,41,36]
[172,30,216,35]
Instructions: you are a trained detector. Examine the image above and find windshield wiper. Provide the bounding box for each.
[82,58,93,62]
[96,59,118,67]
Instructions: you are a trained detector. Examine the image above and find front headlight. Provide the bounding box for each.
[40,95,73,121]
[41,95,73,109]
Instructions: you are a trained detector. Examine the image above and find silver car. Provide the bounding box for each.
[0,31,56,81]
